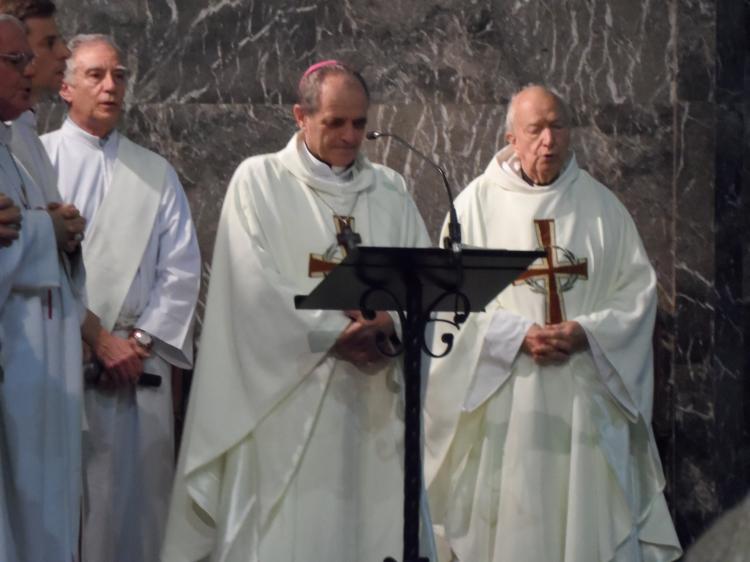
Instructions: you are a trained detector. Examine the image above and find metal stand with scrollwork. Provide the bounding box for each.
[295,245,543,562]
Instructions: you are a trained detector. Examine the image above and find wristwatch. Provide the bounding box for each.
[131,329,153,350]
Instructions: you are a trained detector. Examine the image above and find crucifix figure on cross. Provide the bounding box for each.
[514,218,588,324]
[308,214,362,277]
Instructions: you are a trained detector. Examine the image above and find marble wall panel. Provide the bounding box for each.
[36,0,748,549]
[46,0,681,281]
[709,0,749,531]
[672,99,720,541]
[54,0,675,107]
[669,0,749,543]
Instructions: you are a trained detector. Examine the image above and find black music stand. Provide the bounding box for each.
[295,246,543,562]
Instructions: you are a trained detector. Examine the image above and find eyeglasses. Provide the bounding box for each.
[0,52,35,71]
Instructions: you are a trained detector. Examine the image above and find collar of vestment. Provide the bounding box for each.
[0,122,11,145]
[280,132,374,199]
[301,141,355,184]
[14,109,37,131]
[61,116,118,151]
[487,145,579,195]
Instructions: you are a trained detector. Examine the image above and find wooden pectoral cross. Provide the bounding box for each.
[308,215,362,277]
[514,218,588,325]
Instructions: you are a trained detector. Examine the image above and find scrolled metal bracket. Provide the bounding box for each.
[422,289,471,358]
[359,286,406,357]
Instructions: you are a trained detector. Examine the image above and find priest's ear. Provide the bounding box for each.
[505,130,517,148]
[292,104,307,130]
[59,80,74,105]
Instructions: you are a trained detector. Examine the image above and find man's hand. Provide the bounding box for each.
[47,202,86,253]
[93,327,149,386]
[521,321,588,366]
[333,310,395,369]
[0,193,21,247]
[541,321,588,354]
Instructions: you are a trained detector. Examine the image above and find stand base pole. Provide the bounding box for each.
[384,278,430,562]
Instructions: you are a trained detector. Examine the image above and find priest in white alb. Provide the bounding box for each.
[0,14,87,562]
[42,33,201,562]
[424,86,683,562]
[162,61,432,561]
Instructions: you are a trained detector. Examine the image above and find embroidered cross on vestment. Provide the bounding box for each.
[514,218,588,324]
[308,215,361,277]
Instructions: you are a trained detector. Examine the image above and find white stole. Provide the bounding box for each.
[83,136,167,330]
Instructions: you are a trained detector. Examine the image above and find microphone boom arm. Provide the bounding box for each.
[366,130,462,252]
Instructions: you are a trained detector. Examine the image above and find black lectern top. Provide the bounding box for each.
[295,246,544,313]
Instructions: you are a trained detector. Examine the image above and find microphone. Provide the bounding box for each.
[366,130,461,253]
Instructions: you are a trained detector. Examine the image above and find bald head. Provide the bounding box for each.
[505,86,570,134]
[505,86,571,185]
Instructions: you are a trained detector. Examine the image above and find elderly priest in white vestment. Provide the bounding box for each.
[162,60,432,561]
[0,14,87,562]
[3,0,70,206]
[42,33,201,562]
[424,85,683,562]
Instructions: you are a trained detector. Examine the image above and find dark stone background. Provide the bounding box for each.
[38,0,749,550]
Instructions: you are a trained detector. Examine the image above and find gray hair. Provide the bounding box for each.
[297,61,370,114]
[505,85,570,135]
[0,14,26,34]
[64,33,124,83]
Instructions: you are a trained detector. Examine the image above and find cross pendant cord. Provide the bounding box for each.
[309,187,363,252]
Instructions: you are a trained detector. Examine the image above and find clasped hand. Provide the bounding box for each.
[93,328,150,387]
[0,193,22,247]
[521,321,588,365]
[333,310,395,369]
[47,202,86,254]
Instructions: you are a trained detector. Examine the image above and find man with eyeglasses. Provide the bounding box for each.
[1,0,70,198]
[42,33,201,562]
[0,16,27,250]
[0,12,88,562]
[0,38,28,262]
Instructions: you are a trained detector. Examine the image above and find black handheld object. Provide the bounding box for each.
[366,130,462,253]
[83,362,162,387]
[138,373,162,387]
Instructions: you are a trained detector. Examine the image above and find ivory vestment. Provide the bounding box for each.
[162,133,431,562]
[425,148,682,562]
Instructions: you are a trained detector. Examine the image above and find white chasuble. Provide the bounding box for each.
[162,133,431,562]
[42,118,201,562]
[0,123,84,562]
[424,147,682,562]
